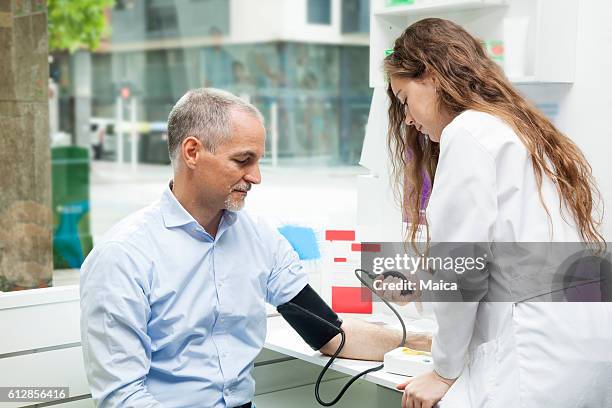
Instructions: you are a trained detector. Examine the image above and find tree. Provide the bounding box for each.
[48,0,115,52]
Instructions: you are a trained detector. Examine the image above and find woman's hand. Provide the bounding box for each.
[396,371,456,408]
[373,273,421,306]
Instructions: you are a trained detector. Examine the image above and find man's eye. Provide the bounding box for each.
[234,158,249,164]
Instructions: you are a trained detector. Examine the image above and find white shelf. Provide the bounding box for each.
[510,76,537,84]
[374,0,507,18]
[510,76,573,85]
[369,0,578,87]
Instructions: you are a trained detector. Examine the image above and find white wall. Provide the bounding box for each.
[556,0,612,240]
[230,0,368,45]
[230,0,286,43]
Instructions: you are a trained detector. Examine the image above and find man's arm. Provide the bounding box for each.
[319,318,431,361]
[278,284,431,362]
[80,242,163,408]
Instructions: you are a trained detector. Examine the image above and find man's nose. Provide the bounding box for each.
[244,164,261,185]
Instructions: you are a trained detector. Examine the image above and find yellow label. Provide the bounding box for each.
[401,347,431,356]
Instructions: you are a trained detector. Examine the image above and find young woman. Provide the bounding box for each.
[383,18,610,408]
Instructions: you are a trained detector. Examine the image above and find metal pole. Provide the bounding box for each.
[130,97,138,170]
[116,96,124,164]
[270,101,278,168]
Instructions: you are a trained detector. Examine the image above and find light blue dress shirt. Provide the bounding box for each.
[80,184,308,407]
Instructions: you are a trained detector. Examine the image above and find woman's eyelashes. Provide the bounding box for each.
[403,100,412,118]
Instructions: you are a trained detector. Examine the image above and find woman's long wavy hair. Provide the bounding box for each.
[384,18,604,245]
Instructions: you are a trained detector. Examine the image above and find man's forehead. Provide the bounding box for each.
[218,110,265,154]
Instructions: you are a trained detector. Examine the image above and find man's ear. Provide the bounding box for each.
[181,136,202,169]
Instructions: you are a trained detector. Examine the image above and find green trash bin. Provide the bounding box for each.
[51,146,93,269]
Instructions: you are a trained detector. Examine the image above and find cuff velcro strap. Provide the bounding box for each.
[277,284,343,350]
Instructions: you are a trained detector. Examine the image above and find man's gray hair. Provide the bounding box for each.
[167,88,264,162]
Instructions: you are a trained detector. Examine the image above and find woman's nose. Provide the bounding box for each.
[403,106,415,126]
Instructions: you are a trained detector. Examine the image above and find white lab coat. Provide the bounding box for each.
[426,110,612,408]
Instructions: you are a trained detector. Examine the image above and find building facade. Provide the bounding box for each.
[77,0,372,165]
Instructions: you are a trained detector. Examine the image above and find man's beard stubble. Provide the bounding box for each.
[224,182,251,212]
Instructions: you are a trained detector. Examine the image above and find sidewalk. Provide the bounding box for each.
[90,160,366,240]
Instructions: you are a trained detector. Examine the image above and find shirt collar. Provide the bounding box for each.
[160,180,238,231]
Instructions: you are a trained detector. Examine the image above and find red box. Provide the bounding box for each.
[325,230,355,241]
[331,286,372,314]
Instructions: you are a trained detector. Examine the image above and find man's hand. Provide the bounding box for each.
[405,332,432,352]
[396,371,456,408]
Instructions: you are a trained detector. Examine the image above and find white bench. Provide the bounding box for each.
[0,286,92,407]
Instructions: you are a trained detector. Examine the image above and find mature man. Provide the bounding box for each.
[80,88,427,407]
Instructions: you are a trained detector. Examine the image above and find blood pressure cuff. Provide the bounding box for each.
[277,284,343,350]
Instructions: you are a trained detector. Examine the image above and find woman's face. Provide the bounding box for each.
[389,75,450,142]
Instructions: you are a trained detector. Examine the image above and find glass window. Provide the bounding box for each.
[307,0,332,25]
[342,0,370,33]
[146,0,178,33]
[0,0,374,291]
